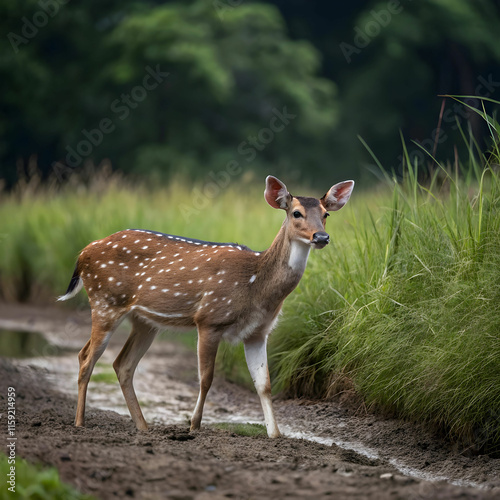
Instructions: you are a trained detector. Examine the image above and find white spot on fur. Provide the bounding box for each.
[249,275,256,283]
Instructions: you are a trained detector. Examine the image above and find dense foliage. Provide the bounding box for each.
[2,0,500,187]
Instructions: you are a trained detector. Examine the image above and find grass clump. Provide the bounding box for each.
[270,99,500,452]
[0,453,94,500]
[212,422,267,437]
[89,362,117,384]
[90,371,118,384]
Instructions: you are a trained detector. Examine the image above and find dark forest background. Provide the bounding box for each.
[2,0,500,188]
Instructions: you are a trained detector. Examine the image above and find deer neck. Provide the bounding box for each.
[258,223,311,298]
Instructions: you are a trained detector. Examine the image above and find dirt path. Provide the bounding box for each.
[0,303,499,499]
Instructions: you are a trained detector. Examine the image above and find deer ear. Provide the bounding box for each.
[321,180,354,211]
[264,176,291,210]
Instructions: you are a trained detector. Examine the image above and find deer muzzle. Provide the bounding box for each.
[311,231,330,248]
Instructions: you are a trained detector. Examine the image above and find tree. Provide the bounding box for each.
[0,0,340,187]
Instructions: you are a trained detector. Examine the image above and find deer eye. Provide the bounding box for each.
[293,211,303,219]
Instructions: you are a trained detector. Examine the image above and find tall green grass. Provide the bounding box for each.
[0,168,283,303]
[270,100,500,452]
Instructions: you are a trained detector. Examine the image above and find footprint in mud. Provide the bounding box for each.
[156,427,196,441]
[337,447,383,467]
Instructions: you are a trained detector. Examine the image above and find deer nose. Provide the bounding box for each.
[312,231,329,246]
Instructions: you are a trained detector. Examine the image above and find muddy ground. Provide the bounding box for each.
[0,303,499,499]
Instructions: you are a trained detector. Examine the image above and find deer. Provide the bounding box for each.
[58,175,354,438]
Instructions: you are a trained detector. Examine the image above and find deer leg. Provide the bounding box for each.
[113,316,158,431]
[190,327,221,431]
[244,336,281,438]
[75,315,119,427]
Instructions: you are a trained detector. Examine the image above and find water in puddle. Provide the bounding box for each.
[0,329,63,358]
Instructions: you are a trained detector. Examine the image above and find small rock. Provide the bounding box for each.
[380,473,393,480]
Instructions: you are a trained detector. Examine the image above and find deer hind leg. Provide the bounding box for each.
[244,336,281,438]
[190,327,221,432]
[113,316,158,431]
[75,312,123,427]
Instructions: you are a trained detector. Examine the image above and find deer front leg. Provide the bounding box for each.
[244,336,281,438]
[190,327,221,432]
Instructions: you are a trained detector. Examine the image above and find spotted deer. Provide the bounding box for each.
[58,176,354,438]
